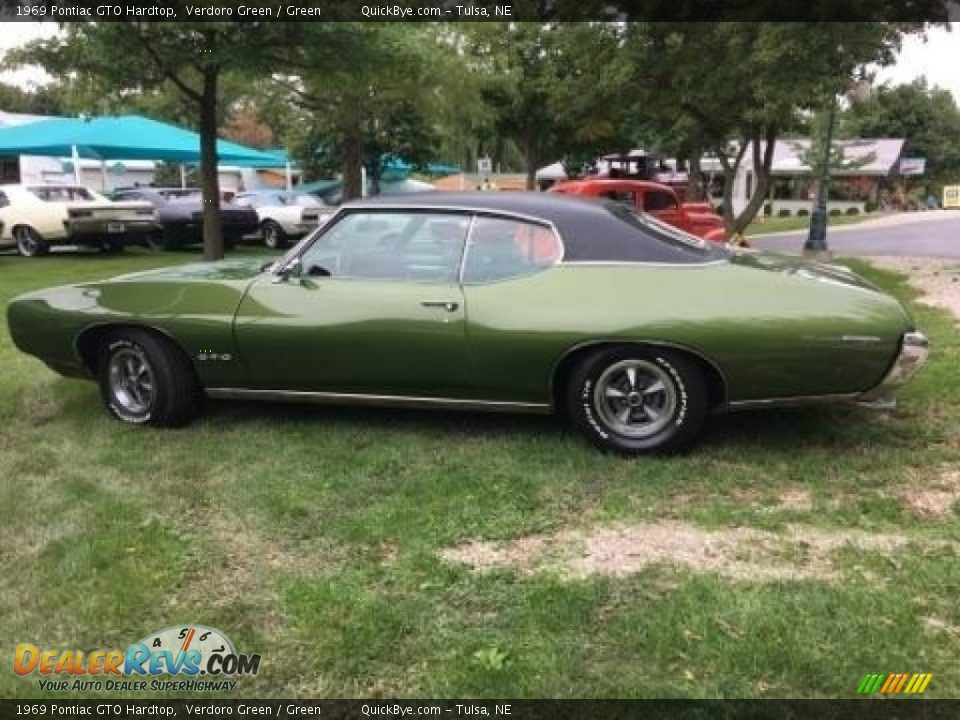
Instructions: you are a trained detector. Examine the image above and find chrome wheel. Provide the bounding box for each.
[107,347,155,415]
[14,227,43,256]
[593,359,677,439]
[262,222,284,249]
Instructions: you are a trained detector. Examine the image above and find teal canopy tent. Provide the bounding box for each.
[0,114,285,166]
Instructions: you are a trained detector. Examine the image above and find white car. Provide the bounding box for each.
[0,183,158,257]
[233,190,333,249]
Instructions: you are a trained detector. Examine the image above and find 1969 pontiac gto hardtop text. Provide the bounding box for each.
[7,192,928,454]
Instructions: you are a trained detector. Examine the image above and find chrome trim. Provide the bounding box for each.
[559,259,728,268]
[204,388,552,414]
[840,335,883,344]
[727,393,860,410]
[858,330,930,402]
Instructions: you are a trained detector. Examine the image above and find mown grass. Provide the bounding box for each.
[1,247,958,699]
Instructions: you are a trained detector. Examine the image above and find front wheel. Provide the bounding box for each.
[262,220,287,250]
[14,226,48,257]
[566,347,707,454]
[97,330,200,427]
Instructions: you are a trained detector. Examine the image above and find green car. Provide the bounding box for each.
[6,192,929,454]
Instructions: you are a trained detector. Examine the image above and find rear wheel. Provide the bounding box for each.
[262,220,287,250]
[146,230,176,252]
[566,347,707,454]
[14,226,48,257]
[97,329,199,427]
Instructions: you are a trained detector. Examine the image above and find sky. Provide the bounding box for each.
[0,22,958,103]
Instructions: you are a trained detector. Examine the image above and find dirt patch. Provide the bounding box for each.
[866,257,960,323]
[777,488,813,512]
[440,522,920,582]
[901,468,960,518]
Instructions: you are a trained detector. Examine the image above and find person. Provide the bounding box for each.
[478,177,497,191]
[927,193,938,210]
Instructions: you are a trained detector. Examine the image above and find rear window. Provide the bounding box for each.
[606,203,709,252]
[28,186,95,202]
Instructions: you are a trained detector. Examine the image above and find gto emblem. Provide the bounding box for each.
[197,351,233,362]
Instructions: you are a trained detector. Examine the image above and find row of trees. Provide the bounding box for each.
[3,17,951,258]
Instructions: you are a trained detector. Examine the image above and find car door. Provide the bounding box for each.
[233,209,472,398]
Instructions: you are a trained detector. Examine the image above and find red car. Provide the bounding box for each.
[549,179,730,244]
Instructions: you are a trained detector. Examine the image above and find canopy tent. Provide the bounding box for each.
[0,114,285,167]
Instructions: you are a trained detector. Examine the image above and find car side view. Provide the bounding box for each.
[0,183,158,256]
[111,187,259,251]
[232,190,334,249]
[6,192,929,454]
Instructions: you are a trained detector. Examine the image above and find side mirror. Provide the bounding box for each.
[272,257,303,284]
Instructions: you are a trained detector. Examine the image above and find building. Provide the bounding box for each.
[716,138,912,217]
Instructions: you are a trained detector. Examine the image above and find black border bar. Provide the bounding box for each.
[0,0,956,22]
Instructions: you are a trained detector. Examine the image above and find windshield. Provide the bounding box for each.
[28,186,97,202]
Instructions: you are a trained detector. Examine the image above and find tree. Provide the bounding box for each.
[844,78,960,193]
[625,22,933,235]
[0,81,64,116]
[9,17,298,260]
[466,22,633,189]
[281,23,461,200]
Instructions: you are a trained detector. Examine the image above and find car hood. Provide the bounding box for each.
[728,249,881,292]
[108,257,271,284]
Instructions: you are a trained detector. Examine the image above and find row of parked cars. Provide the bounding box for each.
[0,182,333,257]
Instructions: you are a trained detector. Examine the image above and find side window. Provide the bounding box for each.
[0,191,9,209]
[462,216,562,284]
[643,191,678,212]
[599,190,637,208]
[300,211,469,283]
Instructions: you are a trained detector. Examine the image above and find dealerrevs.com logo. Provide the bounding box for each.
[14,625,260,692]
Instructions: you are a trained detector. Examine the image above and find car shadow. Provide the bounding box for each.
[199,396,897,454]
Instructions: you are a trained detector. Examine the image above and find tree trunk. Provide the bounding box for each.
[200,68,224,262]
[686,150,703,202]
[730,126,777,236]
[342,132,363,201]
[524,134,537,191]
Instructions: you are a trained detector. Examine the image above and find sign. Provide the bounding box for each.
[899,157,926,176]
[944,185,960,209]
[477,156,492,174]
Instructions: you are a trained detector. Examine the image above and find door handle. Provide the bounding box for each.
[421,301,459,312]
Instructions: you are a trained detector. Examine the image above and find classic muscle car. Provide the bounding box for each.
[111,187,259,251]
[232,190,334,249]
[550,179,731,244]
[6,192,929,454]
[0,183,158,256]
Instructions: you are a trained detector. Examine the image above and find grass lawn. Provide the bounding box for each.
[1,247,958,699]
[748,212,877,236]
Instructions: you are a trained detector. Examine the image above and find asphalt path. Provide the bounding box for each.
[752,211,960,258]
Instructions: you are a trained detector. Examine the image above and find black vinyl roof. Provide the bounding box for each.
[346,191,722,264]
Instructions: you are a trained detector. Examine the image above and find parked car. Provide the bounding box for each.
[7,192,928,454]
[550,178,732,244]
[232,190,334,249]
[111,187,259,251]
[0,183,158,257]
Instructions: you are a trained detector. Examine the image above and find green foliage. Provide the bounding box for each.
[465,23,634,187]
[844,79,960,190]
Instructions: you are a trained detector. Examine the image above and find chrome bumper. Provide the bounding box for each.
[858,331,930,405]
